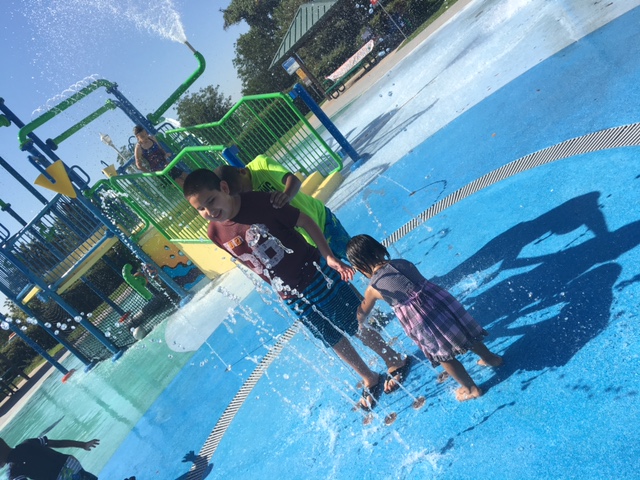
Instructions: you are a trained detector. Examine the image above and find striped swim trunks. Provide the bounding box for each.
[285,258,359,347]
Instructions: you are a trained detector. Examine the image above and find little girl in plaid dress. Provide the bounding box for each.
[346,235,503,401]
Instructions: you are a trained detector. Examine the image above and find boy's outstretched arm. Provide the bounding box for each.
[46,439,100,451]
[297,212,354,282]
[270,172,302,208]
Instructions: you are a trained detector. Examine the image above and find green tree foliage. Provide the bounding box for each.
[222,0,282,29]
[234,28,294,95]
[176,85,235,127]
[223,0,445,96]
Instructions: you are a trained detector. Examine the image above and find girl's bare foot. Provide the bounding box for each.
[455,386,483,402]
[477,355,503,367]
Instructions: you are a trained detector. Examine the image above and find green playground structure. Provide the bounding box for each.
[0,39,355,371]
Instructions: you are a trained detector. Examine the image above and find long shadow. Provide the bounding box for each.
[331,102,437,162]
[429,192,640,389]
[174,451,213,480]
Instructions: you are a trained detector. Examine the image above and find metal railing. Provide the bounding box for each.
[161,93,342,177]
[105,146,228,243]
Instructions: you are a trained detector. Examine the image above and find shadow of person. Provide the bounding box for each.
[174,450,213,480]
[433,191,609,290]
[430,192,640,389]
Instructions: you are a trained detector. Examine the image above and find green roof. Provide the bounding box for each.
[270,0,339,69]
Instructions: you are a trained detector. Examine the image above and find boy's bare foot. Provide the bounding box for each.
[477,355,503,367]
[455,386,483,402]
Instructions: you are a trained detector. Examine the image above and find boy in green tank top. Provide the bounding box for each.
[214,155,351,259]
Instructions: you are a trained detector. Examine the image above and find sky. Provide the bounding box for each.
[0,0,248,311]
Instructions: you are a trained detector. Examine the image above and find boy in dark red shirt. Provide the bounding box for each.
[184,169,409,409]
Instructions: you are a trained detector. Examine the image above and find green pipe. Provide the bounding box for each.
[147,51,206,125]
[162,92,282,135]
[0,115,10,128]
[51,100,117,148]
[18,79,116,149]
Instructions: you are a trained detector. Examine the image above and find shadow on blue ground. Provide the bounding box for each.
[427,191,640,393]
[173,451,213,479]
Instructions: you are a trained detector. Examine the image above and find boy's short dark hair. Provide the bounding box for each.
[214,165,243,195]
[133,125,146,135]
[183,169,222,198]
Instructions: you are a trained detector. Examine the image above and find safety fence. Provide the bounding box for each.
[0,193,176,362]
[104,146,228,243]
[161,92,342,177]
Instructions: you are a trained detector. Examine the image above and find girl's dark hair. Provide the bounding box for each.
[133,125,146,135]
[346,234,389,276]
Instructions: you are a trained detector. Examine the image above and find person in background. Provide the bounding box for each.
[0,436,99,480]
[133,125,186,186]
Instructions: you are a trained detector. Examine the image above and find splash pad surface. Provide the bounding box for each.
[2,1,639,479]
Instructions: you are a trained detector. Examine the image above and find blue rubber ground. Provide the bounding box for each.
[94,5,640,479]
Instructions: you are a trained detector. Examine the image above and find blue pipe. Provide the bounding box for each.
[0,156,48,204]
[0,284,91,366]
[0,98,61,162]
[290,84,361,162]
[0,313,69,375]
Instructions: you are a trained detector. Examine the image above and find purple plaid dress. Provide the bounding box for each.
[370,259,487,366]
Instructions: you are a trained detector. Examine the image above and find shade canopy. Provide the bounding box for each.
[270,0,340,69]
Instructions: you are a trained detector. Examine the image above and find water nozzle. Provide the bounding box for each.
[184,41,197,54]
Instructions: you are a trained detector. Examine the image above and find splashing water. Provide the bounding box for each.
[27,0,187,43]
[31,74,102,117]
[24,0,188,90]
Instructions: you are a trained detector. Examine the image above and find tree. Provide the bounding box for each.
[224,0,371,96]
[222,0,281,30]
[234,28,294,95]
[175,85,234,127]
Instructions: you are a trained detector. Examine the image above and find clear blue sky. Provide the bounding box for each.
[0,0,248,312]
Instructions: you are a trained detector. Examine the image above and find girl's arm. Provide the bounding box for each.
[46,439,100,451]
[134,145,148,172]
[357,286,384,326]
[296,212,354,282]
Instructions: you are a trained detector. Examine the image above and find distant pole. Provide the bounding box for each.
[0,199,27,227]
[99,133,128,164]
[370,0,407,41]
[290,84,360,162]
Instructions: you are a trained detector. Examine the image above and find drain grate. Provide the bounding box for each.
[187,322,301,479]
[382,122,640,246]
